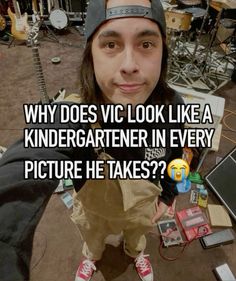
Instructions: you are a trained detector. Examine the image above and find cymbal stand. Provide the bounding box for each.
[178,0,221,90]
[190,0,210,63]
[200,8,223,74]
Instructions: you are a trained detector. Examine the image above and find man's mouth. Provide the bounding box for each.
[117,83,144,93]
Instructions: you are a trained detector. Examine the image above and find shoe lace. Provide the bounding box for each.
[80,260,96,277]
[135,254,150,274]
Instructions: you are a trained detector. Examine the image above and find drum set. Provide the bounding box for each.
[163,0,223,90]
[164,0,209,57]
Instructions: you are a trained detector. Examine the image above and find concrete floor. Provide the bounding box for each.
[0,27,236,281]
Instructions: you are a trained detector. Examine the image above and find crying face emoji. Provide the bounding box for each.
[167,159,190,182]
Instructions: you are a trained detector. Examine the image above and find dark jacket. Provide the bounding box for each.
[0,92,183,281]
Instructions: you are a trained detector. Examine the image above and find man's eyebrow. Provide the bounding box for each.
[98,30,121,39]
[97,29,161,40]
[137,29,160,38]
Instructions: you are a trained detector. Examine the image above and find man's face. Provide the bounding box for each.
[91,0,163,107]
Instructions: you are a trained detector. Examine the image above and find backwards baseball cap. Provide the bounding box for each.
[85,0,166,40]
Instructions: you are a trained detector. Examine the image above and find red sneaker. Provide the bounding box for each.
[134,253,153,281]
[74,259,96,281]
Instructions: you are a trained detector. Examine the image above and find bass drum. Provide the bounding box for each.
[49,8,69,30]
[165,10,192,32]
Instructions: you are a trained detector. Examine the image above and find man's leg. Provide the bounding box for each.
[123,227,149,258]
[71,201,109,281]
[123,224,154,281]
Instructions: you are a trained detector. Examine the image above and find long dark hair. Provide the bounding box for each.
[78,35,175,105]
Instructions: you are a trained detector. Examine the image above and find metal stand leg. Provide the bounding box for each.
[196,148,209,173]
[7,36,15,48]
[191,2,210,64]
[41,20,59,43]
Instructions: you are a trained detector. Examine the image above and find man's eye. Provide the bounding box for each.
[106,42,116,49]
[142,41,154,49]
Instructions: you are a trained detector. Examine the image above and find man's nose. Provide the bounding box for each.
[120,47,139,75]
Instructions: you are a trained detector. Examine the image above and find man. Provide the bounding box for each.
[0,0,183,281]
[72,1,183,281]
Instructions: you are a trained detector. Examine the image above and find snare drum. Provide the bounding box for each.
[49,8,69,30]
[165,10,192,32]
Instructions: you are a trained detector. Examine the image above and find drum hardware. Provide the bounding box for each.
[168,55,218,91]
[168,44,218,90]
[168,61,202,88]
[199,6,224,74]
[178,0,208,46]
[168,0,218,80]
[208,8,236,69]
[190,0,210,63]
[165,9,193,71]
[167,12,219,89]
[167,5,234,90]
[38,18,60,42]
